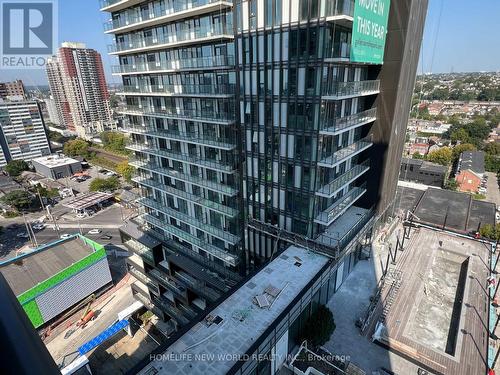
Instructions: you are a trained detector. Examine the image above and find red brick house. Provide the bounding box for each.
[455,169,481,193]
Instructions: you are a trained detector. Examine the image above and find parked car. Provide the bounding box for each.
[76,213,86,219]
[100,234,112,240]
[60,234,72,239]
[87,229,101,235]
[32,224,45,231]
[16,232,29,238]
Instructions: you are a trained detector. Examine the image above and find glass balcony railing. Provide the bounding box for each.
[320,108,377,135]
[112,55,235,74]
[108,23,233,54]
[120,83,235,96]
[151,295,190,325]
[140,196,240,245]
[119,105,235,123]
[130,159,238,196]
[127,142,236,173]
[315,183,367,226]
[174,271,220,301]
[318,136,373,168]
[100,0,122,9]
[124,238,155,263]
[316,160,370,198]
[322,80,380,99]
[104,0,232,32]
[148,268,188,298]
[124,123,235,150]
[325,0,355,18]
[133,176,238,217]
[143,213,239,266]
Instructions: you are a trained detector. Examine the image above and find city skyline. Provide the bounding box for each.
[1,0,499,86]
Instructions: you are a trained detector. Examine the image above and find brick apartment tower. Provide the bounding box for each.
[46,42,115,138]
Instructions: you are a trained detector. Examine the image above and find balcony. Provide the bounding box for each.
[315,184,367,226]
[133,176,238,217]
[112,55,235,75]
[325,0,354,26]
[130,160,238,196]
[140,197,240,245]
[143,213,239,266]
[100,0,144,12]
[147,268,188,300]
[125,123,235,150]
[174,271,220,302]
[320,108,377,136]
[119,105,235,124]
[151,295,190,325]
[118,83,235,98]
[124,238,155,264]
[109,23,233,55]
[318,137,373,168]
[127,143,236,173]
[322,80,380,100]
[105,0,233,34]
[316,160,370,198]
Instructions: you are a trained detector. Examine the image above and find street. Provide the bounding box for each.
[485,171,500,206]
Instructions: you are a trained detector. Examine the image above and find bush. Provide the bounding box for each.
[89,176,120,192]
[300,305,336,347]
[5,160,29,177]
[479,224,500,241]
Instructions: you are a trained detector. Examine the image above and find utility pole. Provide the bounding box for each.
[22,213,37,248]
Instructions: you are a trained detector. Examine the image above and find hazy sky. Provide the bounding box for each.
[1,0,499,86]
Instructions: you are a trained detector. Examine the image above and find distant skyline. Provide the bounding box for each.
[1,0,499,86]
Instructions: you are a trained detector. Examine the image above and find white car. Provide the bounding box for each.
[32,224,45,231]
[87,229,101,235]
[496,212,500,222]
[76,213,87,219]
[16,232,29,238]
[60,234,72,239]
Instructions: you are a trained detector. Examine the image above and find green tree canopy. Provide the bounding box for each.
[116,161,135,182]
[5,160,29,177]
[89,176,120,192]
[427,147,453,166]
[479,224,500,241]
[412,152,424,160]
[450,128,471,144]
[452,143,476,161]
[1,190,33,210]
[63,139,90,158]
[100,131,129,155]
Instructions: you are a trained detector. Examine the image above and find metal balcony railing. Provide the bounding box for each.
[133,176,238,217]
[322,80,380,99]
[119,105,235,123]
[120,83,236,96]
[316,160,370,198]
[112,55,235,74]
[143,213,239,266]
[320,108,377,135]
[318,136,373,168]
[108,23,233,54]
[315,183,367,226]
[140,197,240,245]
[104,0,232,32]
[127,143,236,173]
[130,159,238,196]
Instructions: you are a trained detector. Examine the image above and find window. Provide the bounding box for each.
[249,0,257,30]
[265,0,272,27]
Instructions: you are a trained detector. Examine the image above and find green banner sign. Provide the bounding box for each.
[351,0,391,64]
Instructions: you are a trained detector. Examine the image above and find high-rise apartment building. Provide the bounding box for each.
[46,42,116,139]
[103,0,427,331]
[0,80,27,100]
[0,100,52,167]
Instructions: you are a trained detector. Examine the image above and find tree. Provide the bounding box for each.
[89,176,120,192]
[116,161,135,182]
[479,224,500,241]
[34,186,59,199]
[452,143,476,161]
[450,128,471,144]
[5,160,29,177]
[444,179,458,191]
[63,139,90,158]
[412,152,424,160]
[427,147,453,166]
[100,131,128,155]
[300,305,336,347]
[1,190,33,210]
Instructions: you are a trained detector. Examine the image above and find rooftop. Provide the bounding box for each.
[63,192,114,210]
[32,154,81,169]
[459,151,485,174]
[138,246,330,375]
[401,157,448,174]
[412,188,495,233]
[0,235,94,296]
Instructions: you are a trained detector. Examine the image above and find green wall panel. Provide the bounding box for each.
[23,299,44,328]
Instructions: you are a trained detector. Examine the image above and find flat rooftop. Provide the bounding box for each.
[63,192,114,210]
[316,206,369,247]
[460,151,485,174]
[373,228,491,375]
[0,236,93,296]
[139,246,330,375]
[412,188,495,233]
[33,154,80,168]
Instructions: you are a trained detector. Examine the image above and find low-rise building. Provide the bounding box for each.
[0,234,112,329]
[457,151,485,177]
[400,158,448,187]
[455,169,482,193]
[32,154,82,180]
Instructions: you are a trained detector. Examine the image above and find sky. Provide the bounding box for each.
[1,0,499,86]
